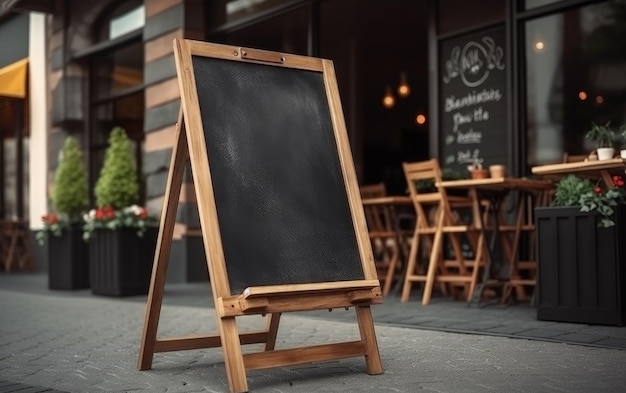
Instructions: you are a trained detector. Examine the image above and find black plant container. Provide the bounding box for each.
[48,224,90,290]
[535,205,626,326]
[89,227,158,296]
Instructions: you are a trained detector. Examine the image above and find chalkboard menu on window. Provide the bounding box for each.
[439,26,507,172]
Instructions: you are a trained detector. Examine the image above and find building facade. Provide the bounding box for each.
[1,0,625,280]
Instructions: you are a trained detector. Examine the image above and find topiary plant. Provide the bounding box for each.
[36,135,90,245]
[52,135,89,222]
[94,127,139,209]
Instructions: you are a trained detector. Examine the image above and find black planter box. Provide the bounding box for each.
[535,205,626,326]
[48,224,90,290]
[89,227,158,296]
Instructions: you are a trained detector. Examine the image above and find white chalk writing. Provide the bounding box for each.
[443,36,505,87]
[457,129,482,144]
[457,149,482,164]
[445,89,502,113]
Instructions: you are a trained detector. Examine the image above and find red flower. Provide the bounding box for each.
[594,186,603,194]
[138,208,148,219]
[42,213,58,225]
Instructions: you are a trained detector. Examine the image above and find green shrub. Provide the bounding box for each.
[94,127,139,209]
[52,136,89,222]
[553,174,594,207]
[554,174,626,227]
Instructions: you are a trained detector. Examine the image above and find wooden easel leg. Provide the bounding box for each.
[355,305,383,375]
[220,317,249,393]
[138,111,189,370]
[264,313,281,351]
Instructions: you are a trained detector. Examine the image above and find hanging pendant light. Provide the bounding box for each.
[397,72,411,98]
[382,85,395,109]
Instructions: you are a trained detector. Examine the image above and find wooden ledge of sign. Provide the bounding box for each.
[243,280,381,298]
[218,280,382,317]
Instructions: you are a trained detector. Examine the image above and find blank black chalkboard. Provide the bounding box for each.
[191,55,364,295]
[439,26,508,173]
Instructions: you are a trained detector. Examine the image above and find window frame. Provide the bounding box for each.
[74,15,145,206]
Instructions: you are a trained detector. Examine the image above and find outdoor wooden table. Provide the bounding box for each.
[0,219,35,272]
[361,196,413,296]
[531,158,626,187]
[438,177,554,304]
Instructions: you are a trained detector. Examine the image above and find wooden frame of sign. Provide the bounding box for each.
[137,39,383,393]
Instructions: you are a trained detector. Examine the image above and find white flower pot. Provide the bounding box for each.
[620,149,626,159]
[597,147,615,160]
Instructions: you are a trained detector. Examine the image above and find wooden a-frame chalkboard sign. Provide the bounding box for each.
[137,39,383,393]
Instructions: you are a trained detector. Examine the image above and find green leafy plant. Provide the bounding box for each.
[466,158,484,171]
[415,168,468,192]
[585,121,616,148]
[36,136,89,245]
[94,127,139,209]
[553,174,626,227]
[619,125,626,150]
[84,127,156,240]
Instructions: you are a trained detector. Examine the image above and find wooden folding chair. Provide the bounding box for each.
[360,183,387,199]
[359,182,402,296]
[400,159,485,305]
[500,189,552,304]
[0,220,35,272]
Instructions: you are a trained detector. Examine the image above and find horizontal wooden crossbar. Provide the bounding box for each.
[152,331,269,352]
[243,341,366,370]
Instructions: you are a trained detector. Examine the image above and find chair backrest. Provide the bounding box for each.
[402,159,452,227]
[562,152,588,163]
[359,182,386,199]
[359,182,390,233]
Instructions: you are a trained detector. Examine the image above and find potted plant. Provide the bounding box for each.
[586,122,616,160]
[535,174,626,326]
[84,127,158,296]
[466,159,489,179]
[619,125,626,159]
[36,136,90,290]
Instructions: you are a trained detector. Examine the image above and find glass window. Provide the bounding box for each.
[209,0,292,27]
[92,40,144,99]
[3,139,17,218]
[218,5,309,55]
[110,5,145,40]
[438,0,505,35]
[96,1,144,42]
[524,0,564,10]
[88,1,145,203]
[525,1,626,166]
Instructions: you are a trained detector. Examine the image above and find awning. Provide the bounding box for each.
[0,57,28,99]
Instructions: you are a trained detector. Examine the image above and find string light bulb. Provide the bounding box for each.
[382,85,395,109]
[397,72,411,98]
[415,113,426,125]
